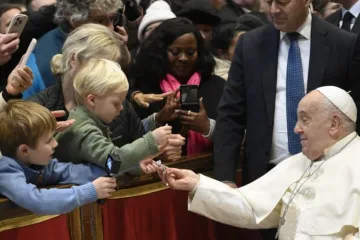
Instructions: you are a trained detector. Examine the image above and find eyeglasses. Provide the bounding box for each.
[92,11,122,26]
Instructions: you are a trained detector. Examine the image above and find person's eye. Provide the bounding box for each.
[277,0,289,5]
[302,117,310,124]
[186,49,196,56]
[168,49,180,56]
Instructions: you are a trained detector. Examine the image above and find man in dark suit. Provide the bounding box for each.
[325,0,360,32]
[213,0,359,238]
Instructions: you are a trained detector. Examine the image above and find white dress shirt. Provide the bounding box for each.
[270,12,312,165]
[340,0,360,30]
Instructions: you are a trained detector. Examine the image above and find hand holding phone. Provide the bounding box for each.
[180,85,200,112]
[178,98,211,135]
[6,14,28,35]
[92,177,117,200]
[97,155,121,205]
[0,33,19,65]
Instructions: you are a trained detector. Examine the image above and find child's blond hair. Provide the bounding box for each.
[73,58,129,104]
[0,100,56,157]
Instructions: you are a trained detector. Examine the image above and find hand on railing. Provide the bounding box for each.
[93,177,117,199]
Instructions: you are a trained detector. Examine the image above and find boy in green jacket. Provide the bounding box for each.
[55,58,171,174]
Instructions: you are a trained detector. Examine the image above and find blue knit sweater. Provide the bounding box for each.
[0,156,106,215]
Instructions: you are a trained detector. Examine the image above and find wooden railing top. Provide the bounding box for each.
[0,153,213,221]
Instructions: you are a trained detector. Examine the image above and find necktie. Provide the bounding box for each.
[341,12,354,31]
[286,32,304,155]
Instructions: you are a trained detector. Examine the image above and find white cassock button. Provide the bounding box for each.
[313,172,320,179]
[304,188,315,200]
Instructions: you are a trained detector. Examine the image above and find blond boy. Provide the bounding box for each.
[55,58,171,174]
[0,101,116,215]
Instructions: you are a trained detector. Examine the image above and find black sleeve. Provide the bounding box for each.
[110,99,146,147]
[126,99,147,138]
[1,88,22,102]
[213,36,246,182]
[123,0,142,22]
[348,34,360,134]
[200,75,225,120]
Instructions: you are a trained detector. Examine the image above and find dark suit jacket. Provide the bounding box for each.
[326,9,360,33]
[214,15,360,184]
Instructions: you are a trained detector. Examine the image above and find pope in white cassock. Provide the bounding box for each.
[160,86,360,239]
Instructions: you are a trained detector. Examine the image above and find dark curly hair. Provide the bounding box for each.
[133,17,215,92]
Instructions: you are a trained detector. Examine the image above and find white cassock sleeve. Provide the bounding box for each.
[188,174,281,229]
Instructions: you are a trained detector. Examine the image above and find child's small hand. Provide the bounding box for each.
[152,125,172,152]
[92,177,117,199]
[139,159,159,174]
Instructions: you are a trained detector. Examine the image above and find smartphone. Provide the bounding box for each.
[19,38,37,67]
[6,14,28,35]
[98,155,121,205]
[180,85,200,112]
[113,8,123,28]
[105,155,122,176]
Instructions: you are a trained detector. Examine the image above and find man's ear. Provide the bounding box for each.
[17,144,30,157]
[329,114,341,135]
[306,0,313,9]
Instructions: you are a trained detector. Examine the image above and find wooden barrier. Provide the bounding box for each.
[0,154,213,238]
[0,154,258,240]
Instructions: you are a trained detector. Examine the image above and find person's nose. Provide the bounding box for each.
[294,121,303,134]
[178,52,188,63]
[270,1,281,14]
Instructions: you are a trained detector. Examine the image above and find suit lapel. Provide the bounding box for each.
[352,16,360,33]
[307,16,330,92]
[260,25,280,123]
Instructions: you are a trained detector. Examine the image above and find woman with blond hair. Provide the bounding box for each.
[30,23,184,162]
[23,0,129,98]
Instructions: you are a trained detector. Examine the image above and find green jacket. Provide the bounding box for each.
[55,105,159,175]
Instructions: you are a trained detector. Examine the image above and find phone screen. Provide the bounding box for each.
[106,157,113,171]
[181,88,198,103]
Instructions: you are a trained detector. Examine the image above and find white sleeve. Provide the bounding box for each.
[188,174,280,229]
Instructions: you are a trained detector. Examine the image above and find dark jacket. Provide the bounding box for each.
[326,9,360,34]
[214,15,360,184]
[28,80,146,147]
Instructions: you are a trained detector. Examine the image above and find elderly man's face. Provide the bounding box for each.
[294,91,333,160]
[267,0,310,32]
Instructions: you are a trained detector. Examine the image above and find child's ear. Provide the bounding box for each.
[18,144,30,156]
[86,94,96,108]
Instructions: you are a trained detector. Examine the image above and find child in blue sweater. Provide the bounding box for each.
[0,100,117,215]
